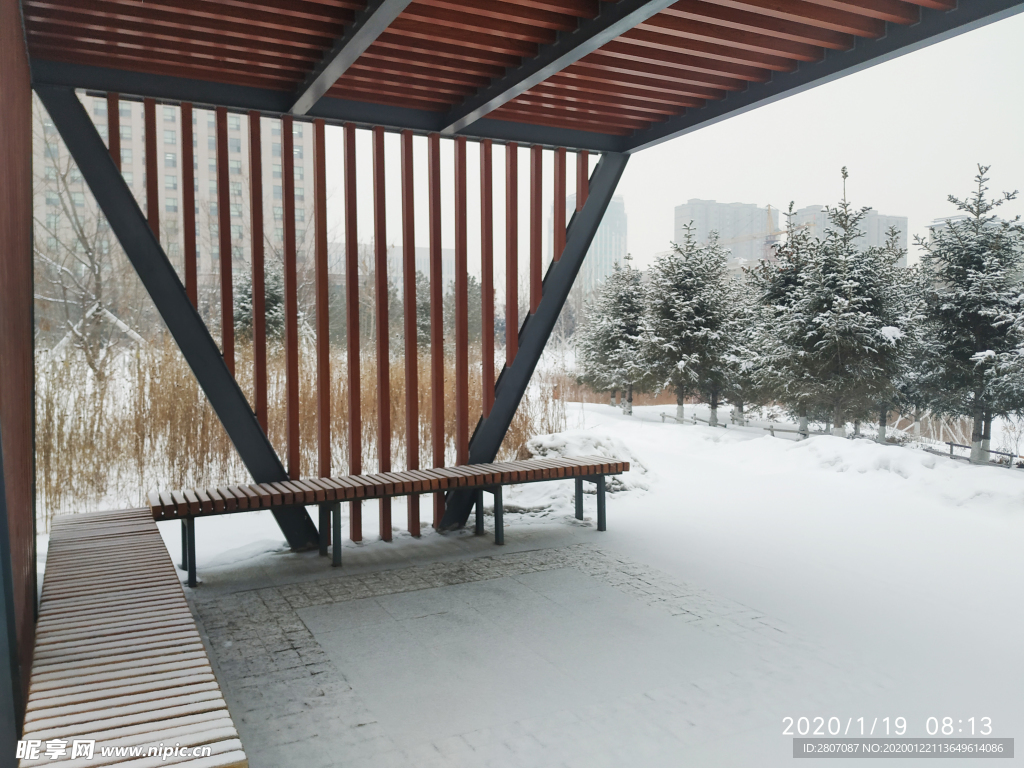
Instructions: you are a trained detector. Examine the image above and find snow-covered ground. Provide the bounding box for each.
[46,402,1020,764]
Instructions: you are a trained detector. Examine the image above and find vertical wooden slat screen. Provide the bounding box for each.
[505,142,518,365]
[400,130,420,537]
[106,93,119,169]
[428,132,444,528]
[144,98,158,237]
[314,119,330,479]
[553,147,566,261]
[480,140,494,418]
[344,123,362,541]
[181,103,197,308]
[282,115,299,480]
[372,127,392,541]
[530,144,542,314]
[248,111,267,431]
[216,107,234,374]
[576,150,589,211]
[454,136,469,466]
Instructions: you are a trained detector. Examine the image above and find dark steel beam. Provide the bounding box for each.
[441,0,676,134]
[440,152,629,530]
[289,0,414,115]
[625,0,1024,152]
[30,59,624,152]
[36,85,320,551]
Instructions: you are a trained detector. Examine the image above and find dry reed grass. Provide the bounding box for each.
[35,339,565,529]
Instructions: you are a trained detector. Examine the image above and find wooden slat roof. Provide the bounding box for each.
[23,0,1024,151]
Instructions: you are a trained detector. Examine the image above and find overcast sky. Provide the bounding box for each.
[321,11,1024,283]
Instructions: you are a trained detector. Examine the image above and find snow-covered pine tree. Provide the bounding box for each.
[918,165,1024,462]
[575,254,650,415]
[643,225,735,426]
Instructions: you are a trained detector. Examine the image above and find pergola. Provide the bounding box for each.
[1,0,1020,744]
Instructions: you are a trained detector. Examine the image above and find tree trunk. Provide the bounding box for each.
[676,387,685,422]
[853,420,861,436]
[709,390,718,427]
[969,399,984,463]
[912,407,922,440]
[614,390,620,407]
[831,404,845,437]
[733,401,745,427]
[798,408,809,439]
[609,391,615,407]
[625,383,633,416]
[877,405,887,444]
[982,411,993,464]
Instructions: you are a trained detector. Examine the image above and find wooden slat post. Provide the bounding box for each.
[554,147,566,261]
[181,103,197,308]
[106,92,119,170]
[454,136,469,466]
[480,139,494,418]
[144,98,158,237]
[283,115,299,479]
[372,126,392,542]
[530,144,542,314]
[216,107,234,374]
[576,150,589,211]
[314,118,331,555]
[505,142,518,365]
[401,129,420,537]
[248,111,267,431]
[428,132,444,528]
[344,123,362,541]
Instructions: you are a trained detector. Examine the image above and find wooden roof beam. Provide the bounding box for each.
[290,0,413,115]
[441,0,679,134]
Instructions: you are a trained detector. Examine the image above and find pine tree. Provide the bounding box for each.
[234,259,286,343]
[575,254,649,415]
[643,226,735,425]
[918,165,1024,462]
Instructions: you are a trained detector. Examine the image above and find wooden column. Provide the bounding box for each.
[144,97,158,237]
[428,132,444,527]
[530,144,542,314]
[248,111,267,430]
[0,0,35,706]
[216,107,234,374]
[106,93,120,170]
[282,115,299,479]
[314,119,330,479]
[401,130,420,537]
[505,142,518,365]
[480,140,494,418]
[372,126,391,542]
[553,147,566,261]
[181,103,197,307]
[454,136,468,466]
[344,123,362,541]
[576,150,589,211]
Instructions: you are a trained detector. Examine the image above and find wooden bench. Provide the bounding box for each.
[20,508,247,767]
[149,455,628,587]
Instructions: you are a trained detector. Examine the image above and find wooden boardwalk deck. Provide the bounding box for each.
[20,508,247,767]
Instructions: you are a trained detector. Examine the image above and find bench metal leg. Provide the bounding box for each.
[179,520,188,571]
[186,517,197,588]
[596,475,606,532]
[474,490,484,535]
[575,478,583,520]
[493,485,504,545]
[332,502,342,567]
[318,503,330,556]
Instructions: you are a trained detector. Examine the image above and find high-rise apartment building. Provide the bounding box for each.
[673,199,779,267]
[793,205,909,265]
[553,193,627,298]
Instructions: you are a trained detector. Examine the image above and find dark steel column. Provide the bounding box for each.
[248,111,268,431]
[216,107,234,374]
[401,130,420,536]
[37,86,319,550]
[343,123,362,541]
[372,126,392,541]
[428,133,444,528]
[441,153,629,529]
